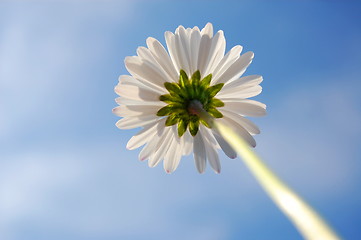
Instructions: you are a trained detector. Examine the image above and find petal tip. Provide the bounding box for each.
[164,31,173,38]
[230,154,237,159]
[205,22,213,28]
[146,36,155,43]
[197,168,205,174]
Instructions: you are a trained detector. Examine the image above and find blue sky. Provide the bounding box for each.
[1,0,361,239]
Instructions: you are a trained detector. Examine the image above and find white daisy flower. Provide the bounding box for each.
[113,23,266,174]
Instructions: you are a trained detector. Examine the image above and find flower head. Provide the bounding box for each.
[113,23,266,173]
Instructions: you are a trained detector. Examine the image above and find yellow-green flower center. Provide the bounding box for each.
[157,70,224,137]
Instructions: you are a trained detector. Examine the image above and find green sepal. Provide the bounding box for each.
[200,74,212,88]
[198,90,209,104]
[188,84,195,99]
[178,71,192,99]
[191,71,201,97]
[159,94,183,104]
[210,98,224,107]
[179,70,189,88]
[177,119,188,137]
[189,120,199,136]
[180,70,189,82]
[191,70,201,84]
[171,107,188,115]
[157,105,173,116]
[165,114,179,126]
[208,107,223,118]
[200,119,210,128]
[164,82,181,95]
[179,75,187,89]
[207,83,224,98]
[159,70,225,137]
[157,104,183,116]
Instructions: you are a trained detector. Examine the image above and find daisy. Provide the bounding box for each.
[113,23,266,173]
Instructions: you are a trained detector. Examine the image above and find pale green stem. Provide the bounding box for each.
[189,100,341,240]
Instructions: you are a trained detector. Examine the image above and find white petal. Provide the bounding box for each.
[222,98,266,106]
[112,105,159,117]
[203,30,226,76]
[125,56,167,86]
[146,37,178,82]
[214,51,254,85]
[217,85,262,99]
[148,126,173,167]
[148,147,165,167]
[201,128,222,173]
[116,115,158,129]
[126,121,159,150]
[164,127,182,173]
[156,117,166,136]
[222,75,263,91]
[140,126,169,162]
[197,33,212,77]
[125,56,168,93]
[136,46,175,82]
[165,31,181,73]
[200,127,221,173]
[211,45,243,85]
[117,75,164,95]
[193,131,206,173]
[115,97,165,107]
[192,26,200,32]
[175,26,191,76]
[220,109,260,135]
[189,28,201,74]
[136,46,157,64]
[139,136,160,162]
[117,75,139,86]
[217,117,256,147]
[115,83,161,102]
[199,125,218,147]
[200,22,213,37]
[182,130,193,155]
[213,132,237,159]
[223,99,266,117]
[204,139,221,174]
[163,137,175,172]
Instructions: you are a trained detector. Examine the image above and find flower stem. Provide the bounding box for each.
[189,100,341,240]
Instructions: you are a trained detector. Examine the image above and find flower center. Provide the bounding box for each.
[157,70,225,137]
